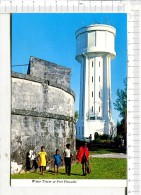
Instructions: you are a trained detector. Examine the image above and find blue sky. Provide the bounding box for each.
[12,13,127,123]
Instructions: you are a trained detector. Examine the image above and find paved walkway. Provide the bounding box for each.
[91,153,127,159]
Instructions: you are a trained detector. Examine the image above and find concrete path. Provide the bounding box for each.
[91,153,127,159]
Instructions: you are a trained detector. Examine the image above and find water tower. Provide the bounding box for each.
[75,24,116,141]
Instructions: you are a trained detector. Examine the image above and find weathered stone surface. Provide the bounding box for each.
[12,72,75,99]
[11,57,76,168]
[11,162,23,174]
[20,170,25,174]
[12,78,74,117]
[12,109,73,121]
[11,115,75,166]
[28,56,71,88]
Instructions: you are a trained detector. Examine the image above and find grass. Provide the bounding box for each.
[89,148,126,155]
[11,158,127,179]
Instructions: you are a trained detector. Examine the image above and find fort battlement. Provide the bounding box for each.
[11,57,75,168]
[28,56,72,88]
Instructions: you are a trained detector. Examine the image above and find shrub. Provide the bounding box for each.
[99,134,110,140]
[99,139,110,144]
[94,132,99,140]
[114,135,121,146]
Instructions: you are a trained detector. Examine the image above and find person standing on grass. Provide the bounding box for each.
[64,144,72,176]
[76,142,89,176]
[54,149,62,174]
[38,146,47,175]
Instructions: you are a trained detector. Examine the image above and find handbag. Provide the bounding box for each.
[86,162,91,174]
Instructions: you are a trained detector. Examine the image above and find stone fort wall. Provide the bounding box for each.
[11,57,75,167]
[28,56,71,88]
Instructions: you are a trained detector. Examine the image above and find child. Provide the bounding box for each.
[54,149,62,174]
[64,144,72,176]
[38,146,47,175]
[32,156,38,172]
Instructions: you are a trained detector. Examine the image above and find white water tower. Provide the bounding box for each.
[75,24,116,140]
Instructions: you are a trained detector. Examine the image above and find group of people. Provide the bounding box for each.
[37,142,90,176]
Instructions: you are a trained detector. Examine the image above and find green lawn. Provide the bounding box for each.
[11,158,127,179]
[89,148,126,155]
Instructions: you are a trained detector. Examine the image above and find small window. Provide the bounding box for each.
[99,76,100,82]
[92,61,93,67]
[92,106,93,112]
[99,106,100,112]
[99,61,100,67]
[92,91,93,97]
[99,91,100,97]
[92,76,93,82]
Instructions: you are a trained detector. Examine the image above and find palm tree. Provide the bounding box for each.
[74,111,79,123]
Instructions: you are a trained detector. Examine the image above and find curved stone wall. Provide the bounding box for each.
[12,77,74,117]
[11,114,75,165]
[11,57,75,168]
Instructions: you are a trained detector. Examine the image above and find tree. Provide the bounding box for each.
[116,120,125,136]
[74,111,79,123]
[113,79,127,119]
[113,78,127,144]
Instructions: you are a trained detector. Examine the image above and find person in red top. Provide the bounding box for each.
[76,142,89,176]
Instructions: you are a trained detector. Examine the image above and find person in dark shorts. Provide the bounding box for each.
[64,144,72,176]
[76,142,89,176]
